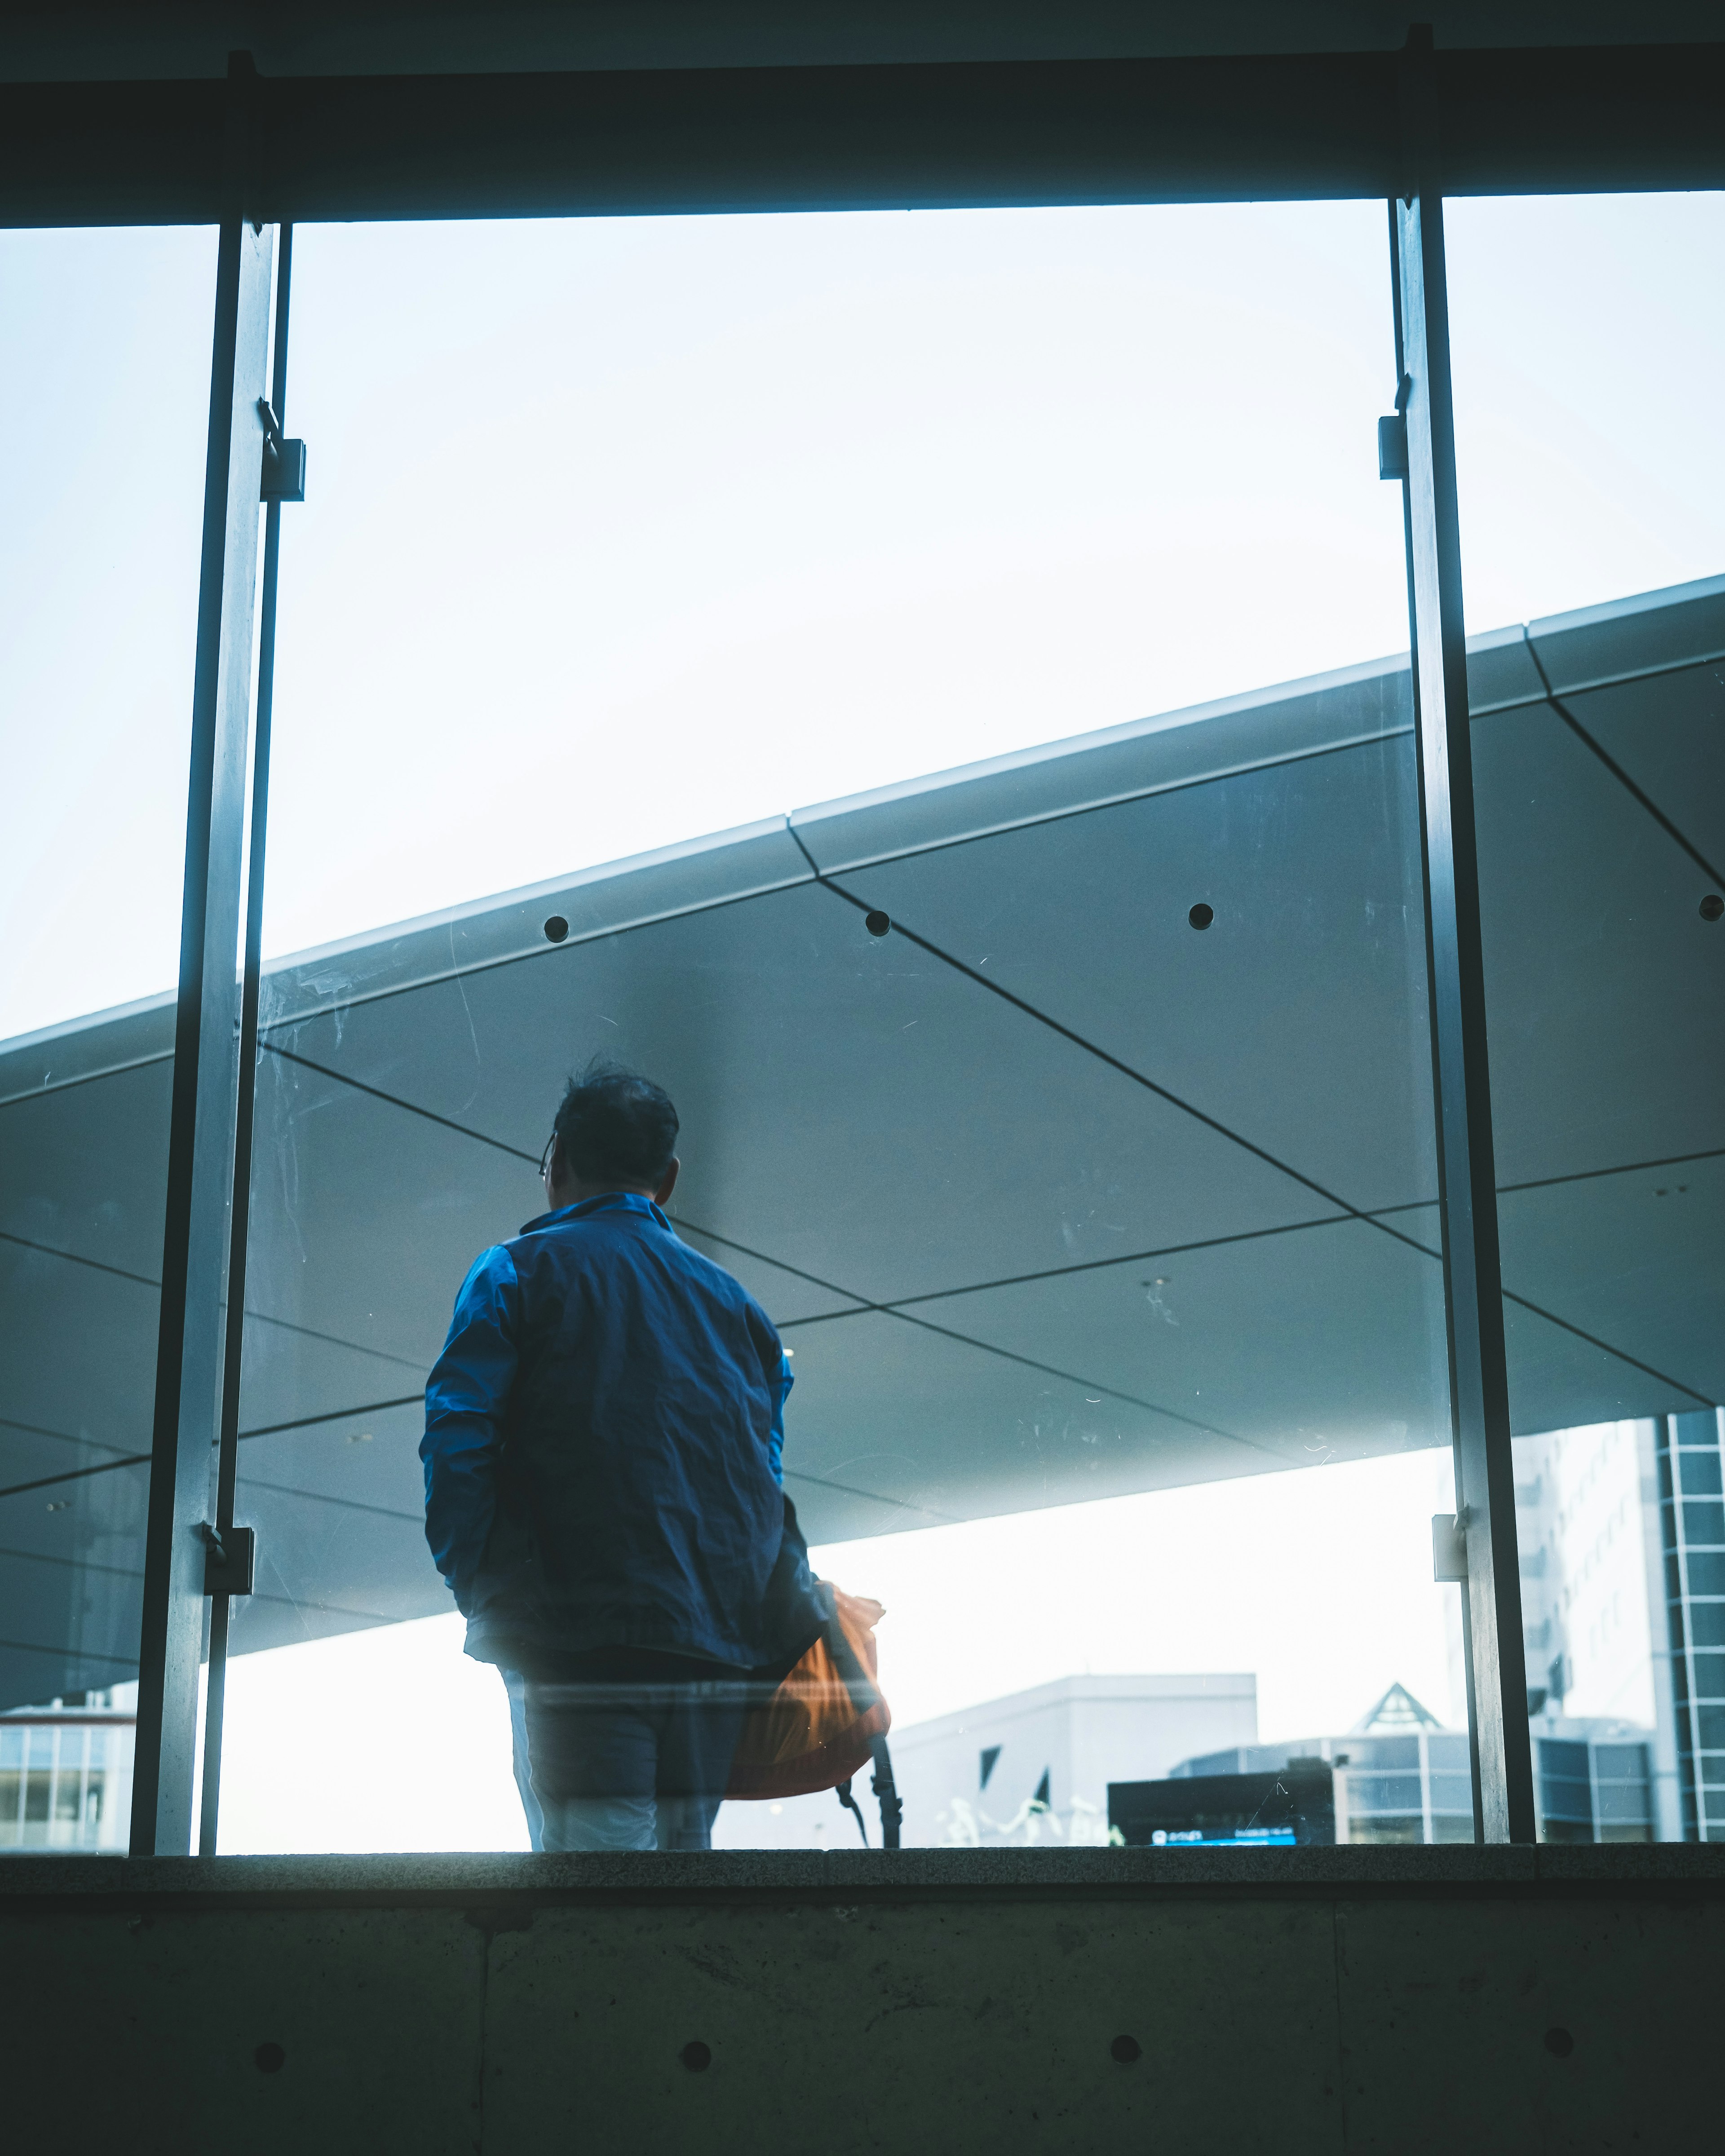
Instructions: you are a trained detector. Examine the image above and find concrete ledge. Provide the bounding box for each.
[8,1843,1725,2152]
[7,1841,1725,1906]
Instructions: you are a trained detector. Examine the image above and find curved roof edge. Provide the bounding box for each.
[4,569,1721,1099]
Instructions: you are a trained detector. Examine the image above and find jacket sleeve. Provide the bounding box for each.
[768,1348,792,1489]
[744,1297,792,1489]
[421,1244,522,1609]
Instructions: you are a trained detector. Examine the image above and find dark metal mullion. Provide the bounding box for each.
[198,224,293,1859]
[127,207,274,1858]
[1387,190,1485,1844]
[1392,36,1535,1846]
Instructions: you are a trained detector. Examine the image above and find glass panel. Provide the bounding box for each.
[1447,190,1725,1843]
[0,227,216,1848]
[200,202,1463,1856]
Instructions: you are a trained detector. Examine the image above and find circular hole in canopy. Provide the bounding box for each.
[543,915,570,943]
[680,2040,712,2073]
[864,911,891,939]
[1188,903,1214,931]
[1701,894,1723,922]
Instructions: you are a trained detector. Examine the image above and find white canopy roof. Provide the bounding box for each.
[3,573,1721,1706]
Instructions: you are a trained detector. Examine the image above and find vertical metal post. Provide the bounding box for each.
[198,225,294,1859]
[1391,31,1536,1846]
[130,178,274,1849]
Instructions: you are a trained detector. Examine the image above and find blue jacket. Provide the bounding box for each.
[421,1192,793,1670]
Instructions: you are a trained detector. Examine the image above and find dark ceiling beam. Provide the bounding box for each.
[2,44,1723,227]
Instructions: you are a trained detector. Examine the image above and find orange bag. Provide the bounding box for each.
[725,1590,891,1801]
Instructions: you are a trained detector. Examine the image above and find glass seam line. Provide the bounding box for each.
[789,839,1717,1406]
[254,1050,1282,1458]
[1522,631,1725,894]
[0,1394,422,1503]
[7,1135,1717,1309]
[0,1229,425,1371]
[263,1016,1719,1417]
[774,1144,1725,1313]
[781,1467,960,1524]
[1,1413,139,1455]
[789,824,1436,1235]
[777,1212,1373,1319]
[10,1144,1717,1414]
[246,1064,1294,1463]
[0,1580,408,1663]
[7,1078,1705,1508]
[0,1533,418,1616]
[0,1635,138,1669]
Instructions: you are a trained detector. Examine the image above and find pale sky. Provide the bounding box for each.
[5,192,1721,1851]
[7,194,1723,1046]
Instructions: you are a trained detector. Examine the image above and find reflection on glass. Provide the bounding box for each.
[19,202,1460,1856]
[1448,193,1725,1842]
[0,228,216,1828]
[262,203,1409,962]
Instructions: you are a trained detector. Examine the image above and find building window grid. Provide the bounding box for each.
[1655,1410,1725,1843]
[0,1717,112,1852]
[1280,1731,1649,1846]
[1655,1416,1694,1836]
[1664,1405,1716,1845]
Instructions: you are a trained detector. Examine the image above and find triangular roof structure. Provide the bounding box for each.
[1352,1683,1445,1733]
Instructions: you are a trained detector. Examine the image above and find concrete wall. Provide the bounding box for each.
[4,1847,1722,2153]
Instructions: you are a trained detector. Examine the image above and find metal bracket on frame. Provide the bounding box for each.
[200,1522,257,1597]
[1432,1510,1470,1584]
[257,398,307,503]
[1378,373,1413,482]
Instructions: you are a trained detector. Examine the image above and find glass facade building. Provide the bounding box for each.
[1658,1410,1725,1839]
[0,1690,136,1854]
[1175,1708,1654,1847]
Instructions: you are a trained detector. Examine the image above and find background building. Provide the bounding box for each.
[712,1673,1257,1850]
[1513,1409,1725,1840]
[1168,1681,1654,1846]
[0,1683,135,1854]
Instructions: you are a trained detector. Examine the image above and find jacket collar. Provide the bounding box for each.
[519,1189,672,1237]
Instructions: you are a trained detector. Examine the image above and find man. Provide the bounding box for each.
[420,1063,796,1852]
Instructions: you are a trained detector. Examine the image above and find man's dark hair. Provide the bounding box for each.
[552,1062,679,1190]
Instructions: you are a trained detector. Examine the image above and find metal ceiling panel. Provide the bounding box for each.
[824,731,1438,1215]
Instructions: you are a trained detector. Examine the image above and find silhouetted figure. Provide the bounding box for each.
[421,1064,793,1851]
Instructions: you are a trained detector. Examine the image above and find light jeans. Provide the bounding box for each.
[499,1667,545,1851]
[521,1649,752,1856]
[538,1790,724,1853]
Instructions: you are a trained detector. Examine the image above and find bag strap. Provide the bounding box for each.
[835,1777,869,1847]
[822,1598,900,1848]
[820,1599,881,1718]
[869,1734,903,1851]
